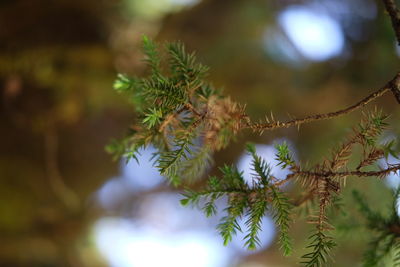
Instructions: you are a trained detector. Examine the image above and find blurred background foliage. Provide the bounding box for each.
[1,0,400,266]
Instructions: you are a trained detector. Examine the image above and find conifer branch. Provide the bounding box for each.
[293,165,400,180]
[110,32,400,265]
[247,143,293,254]
[246,79,393,132]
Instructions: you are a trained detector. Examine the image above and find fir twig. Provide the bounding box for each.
[246,80,393,132]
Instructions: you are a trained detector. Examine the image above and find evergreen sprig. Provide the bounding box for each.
[247,143,293,255]
[142,36,161,76]
[167,42,209,88]
[245,192,268,249]
[247,143,271,185]
[110,36,242,185]
[157,130,196,185]
[269,185,293,256]
[352,188,400,266]
[181,165,251,247]
[301,230,336,267]
[275,142,295,169]
[180,146,294,252]
[218,196,247,246]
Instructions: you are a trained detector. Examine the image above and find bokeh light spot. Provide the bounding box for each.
[94,217,232,267]
[279,6,344,61]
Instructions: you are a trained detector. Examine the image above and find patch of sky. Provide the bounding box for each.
[94,217,232,267]
[96,146,164,210]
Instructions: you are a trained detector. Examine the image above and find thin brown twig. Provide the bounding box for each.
[381,0,400,103]
[294,164,400,179]
[159,103,201,132]
[243,74,400,132]
[185,102,202,116]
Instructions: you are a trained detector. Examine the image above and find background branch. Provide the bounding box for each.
[382,0,400,45]
[389,72,400,104]
[44,126,80,211]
